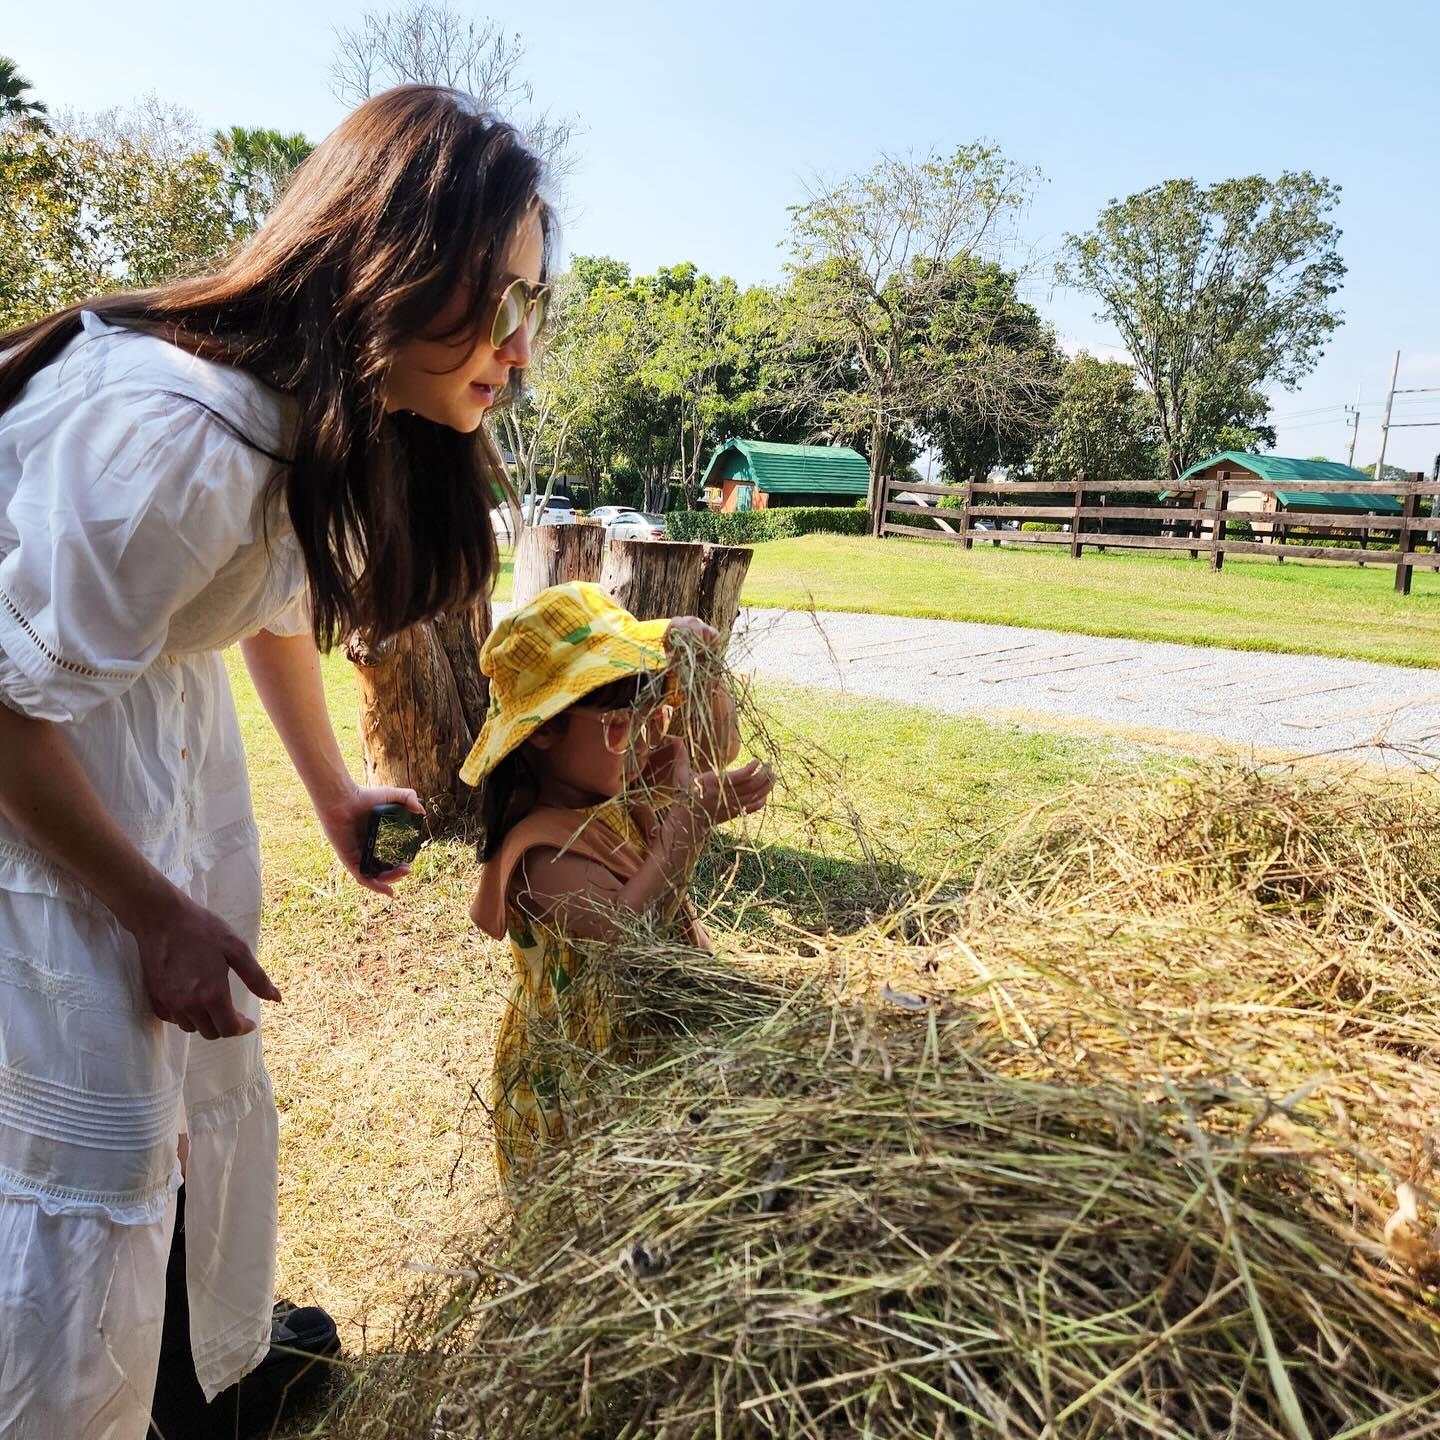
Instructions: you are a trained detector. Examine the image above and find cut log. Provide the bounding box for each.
[695,544,753,642]
[600,539,705,622]
[348,617,478,824]
[435,599,492,739]
[512,523,606,608]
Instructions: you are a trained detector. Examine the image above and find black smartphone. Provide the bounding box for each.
[360,803,425,877]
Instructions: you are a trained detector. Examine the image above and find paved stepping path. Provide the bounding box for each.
[730,607,1440,767]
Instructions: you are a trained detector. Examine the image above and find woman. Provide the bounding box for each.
[0,86,550,1438]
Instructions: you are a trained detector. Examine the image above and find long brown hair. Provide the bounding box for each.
[0,86,551,645]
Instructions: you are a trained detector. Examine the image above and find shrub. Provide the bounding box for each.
[1021,521,1063,533]
[665,507,871,544]
[1225,521,1256,541]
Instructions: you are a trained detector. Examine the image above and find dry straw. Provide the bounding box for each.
[315,674,1440,1439]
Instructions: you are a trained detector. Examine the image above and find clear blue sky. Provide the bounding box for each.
[12,0,1440,471]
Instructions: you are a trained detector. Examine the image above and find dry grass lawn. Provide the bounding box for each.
[235,651,1146,1352]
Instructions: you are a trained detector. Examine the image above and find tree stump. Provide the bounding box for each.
[346,598,492,825]
[512,523,606,608]
[600,540,706,622]
[695,544,752,642]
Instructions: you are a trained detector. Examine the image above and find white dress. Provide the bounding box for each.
[0,312,311,1437]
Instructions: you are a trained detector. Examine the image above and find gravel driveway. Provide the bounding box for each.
[730,607,1440,768]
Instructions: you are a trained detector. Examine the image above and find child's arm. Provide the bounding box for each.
[688,682,741,772]
[663,617,741,773]
[501,757,773,943]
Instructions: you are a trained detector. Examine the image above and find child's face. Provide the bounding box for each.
[526,701,672,803]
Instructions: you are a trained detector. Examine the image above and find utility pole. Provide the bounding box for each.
[1373,350,1400,481]
[1344,401,1360,466]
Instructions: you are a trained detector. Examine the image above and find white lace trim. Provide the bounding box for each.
[0,1161,179,1225]
[187,1066,273,1137]
[0,944,142,1012]
[0,583,133,682]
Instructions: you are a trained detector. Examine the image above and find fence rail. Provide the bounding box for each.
[878,472,1440,594]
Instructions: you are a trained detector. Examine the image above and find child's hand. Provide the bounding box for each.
[639,734,687,792]
[665,616,722,653]
[692,758,775,826]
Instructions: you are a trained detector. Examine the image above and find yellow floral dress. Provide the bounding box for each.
[490,798,645,1188]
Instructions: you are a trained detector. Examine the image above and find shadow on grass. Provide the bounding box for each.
[693,836,936,942]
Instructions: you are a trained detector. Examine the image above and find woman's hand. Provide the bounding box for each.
[127,889,282,1040]
[314,784,425,897]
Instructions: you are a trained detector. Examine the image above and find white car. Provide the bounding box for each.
[605,511,666,541]
[585,505,635,525]
[522,494,576,527]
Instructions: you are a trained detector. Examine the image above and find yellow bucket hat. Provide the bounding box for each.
[458,581,671,787]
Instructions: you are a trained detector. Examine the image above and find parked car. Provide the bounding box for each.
[606,511,666,541]
[521,494,576,527]
[584,504,635,525]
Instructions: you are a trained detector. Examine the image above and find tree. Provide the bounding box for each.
[329,3,575,181]
[1360,461,1414,483]
[1029,353,1160,488]
[212,126,314,235]
[1059,173,1345,483]
[907,255,1061,481]
[781,144,1040,526]
[495,256,653,513]
[0,105,234,329]
[641,267,779,508]
[0,56,50,132]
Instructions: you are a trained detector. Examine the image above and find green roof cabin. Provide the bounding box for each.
[700,439,870,512]
[1173,452,1403,519]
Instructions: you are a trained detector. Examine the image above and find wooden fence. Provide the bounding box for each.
[879,472,1440,594]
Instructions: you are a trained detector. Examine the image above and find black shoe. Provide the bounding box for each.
[149,1187,341,1439]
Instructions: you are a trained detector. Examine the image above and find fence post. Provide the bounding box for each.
[1395,479,1420,595]
[877,477,889,539]
[1070,472,1085,559]
[1210,471,1230,572]
[962,477,975,551]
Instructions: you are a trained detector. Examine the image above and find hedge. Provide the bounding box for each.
[665,507,871,544]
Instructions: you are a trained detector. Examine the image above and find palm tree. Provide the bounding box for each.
[0,56,51,132]
[212,125,314,232]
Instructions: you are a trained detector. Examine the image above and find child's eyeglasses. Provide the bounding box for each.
[598,703,674,756]
[492,278,549,350]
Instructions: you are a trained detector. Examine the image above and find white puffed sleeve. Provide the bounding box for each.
[257,583,314,639]
[0,385,275,723]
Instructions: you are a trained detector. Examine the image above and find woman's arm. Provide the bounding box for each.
[0,704,280,1038]
[240,629,423,896]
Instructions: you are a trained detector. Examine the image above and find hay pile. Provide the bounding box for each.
[322,764,1440,1439]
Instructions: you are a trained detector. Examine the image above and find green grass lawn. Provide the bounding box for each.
[738,535,1440,668]
[236,649,1151,1359]
[494,535,1440,667]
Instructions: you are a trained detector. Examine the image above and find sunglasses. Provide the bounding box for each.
[491,277,549,350]
[597,703,674,757]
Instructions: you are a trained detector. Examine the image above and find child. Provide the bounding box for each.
[462,581,773,1185]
